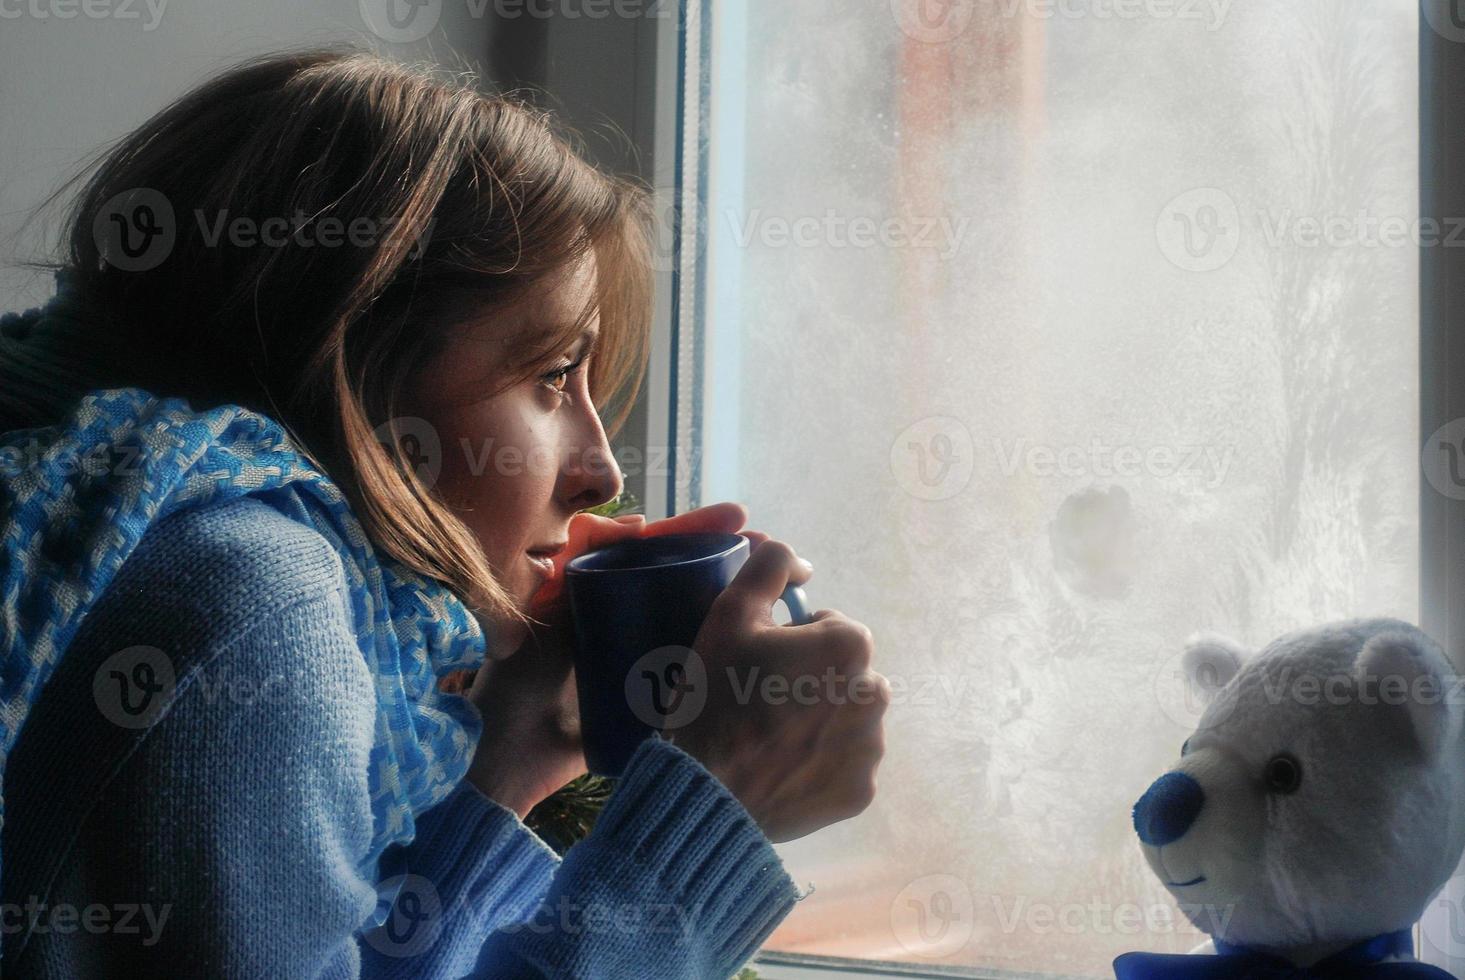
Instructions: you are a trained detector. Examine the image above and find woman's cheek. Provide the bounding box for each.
[453,397,544,499]
[507,405,569,495]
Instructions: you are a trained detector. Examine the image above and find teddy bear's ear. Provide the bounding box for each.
[1355,629,1457,761]
[1181,633,1248,704]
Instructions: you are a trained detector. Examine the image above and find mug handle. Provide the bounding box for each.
[779,584,813,625]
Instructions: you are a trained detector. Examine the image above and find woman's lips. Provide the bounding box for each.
[526,539,568,580]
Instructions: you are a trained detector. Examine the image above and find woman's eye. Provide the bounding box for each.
[1263,753,1303,794]
[540,357,584,394]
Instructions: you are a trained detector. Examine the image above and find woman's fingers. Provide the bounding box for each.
[567,511,643,555]
[640,500,748,538]
[569,500,745,555]
[715,539,814,628]
[541,503,761,606]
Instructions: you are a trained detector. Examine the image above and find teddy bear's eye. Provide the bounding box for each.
[1264,753,1303,794]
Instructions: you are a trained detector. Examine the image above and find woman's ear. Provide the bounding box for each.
[1181,633,1249,704]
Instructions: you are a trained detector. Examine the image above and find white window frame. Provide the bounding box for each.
[1419,2,1465,975]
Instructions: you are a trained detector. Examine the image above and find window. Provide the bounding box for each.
[664,1,1438,976]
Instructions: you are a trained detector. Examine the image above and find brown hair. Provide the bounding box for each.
[6,45,654,632]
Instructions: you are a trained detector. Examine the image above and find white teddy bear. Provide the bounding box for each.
[1117,618,1464,979]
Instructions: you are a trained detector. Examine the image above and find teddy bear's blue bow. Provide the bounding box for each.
[1114,931,1458,980]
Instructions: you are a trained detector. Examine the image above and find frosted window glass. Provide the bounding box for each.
[695,1,1420,975]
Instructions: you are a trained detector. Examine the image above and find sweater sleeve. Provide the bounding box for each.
[360,732,804,980]
[3,499,803,978]
[464,733,805,980]
[356,777,562,977]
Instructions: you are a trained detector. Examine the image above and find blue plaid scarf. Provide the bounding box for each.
[0,328,487,899]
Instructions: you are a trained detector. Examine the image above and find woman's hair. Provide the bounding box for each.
[6,46,655,632]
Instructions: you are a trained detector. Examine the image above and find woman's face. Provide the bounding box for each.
[405,255,623,643]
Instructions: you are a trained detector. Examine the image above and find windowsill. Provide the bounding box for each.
[752,951,1085,980]
[754,932,1456,980]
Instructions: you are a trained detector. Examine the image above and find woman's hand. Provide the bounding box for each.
[462,502,770,818]
[666,539,889,843]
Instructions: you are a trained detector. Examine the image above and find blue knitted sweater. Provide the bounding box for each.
[0,494,803,977]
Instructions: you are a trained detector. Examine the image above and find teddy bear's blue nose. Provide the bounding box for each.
[1133,771,1206,847]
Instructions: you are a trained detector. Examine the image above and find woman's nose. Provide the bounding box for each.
[1132,771,1206,847]
[560,415,623,512]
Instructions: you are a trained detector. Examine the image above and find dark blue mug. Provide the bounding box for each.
[564,532,812,777]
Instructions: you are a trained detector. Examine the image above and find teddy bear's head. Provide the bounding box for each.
[1132,618,1465,954]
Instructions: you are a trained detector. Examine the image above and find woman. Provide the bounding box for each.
[0,46,887,978]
